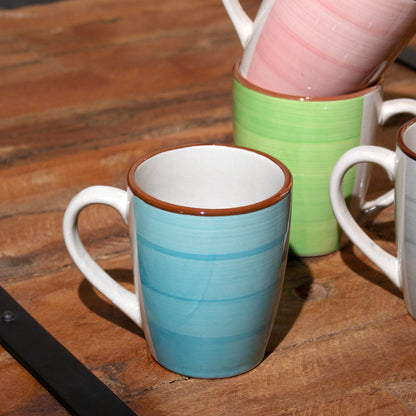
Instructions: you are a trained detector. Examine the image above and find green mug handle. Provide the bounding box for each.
[358,99,416,215]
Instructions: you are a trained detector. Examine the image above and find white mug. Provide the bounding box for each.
[330,119,416,319]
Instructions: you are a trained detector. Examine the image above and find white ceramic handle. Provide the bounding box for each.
[63,186,142,327]
[380,98,416,125]
[222,0,253,47]
[361,98,416,213]
[329,146,401,289]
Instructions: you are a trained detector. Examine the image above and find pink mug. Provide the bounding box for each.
[223,0,416,97]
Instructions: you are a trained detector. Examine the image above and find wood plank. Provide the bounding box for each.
[0,81,233,168]
[1,246,413,415]
[127,314,416,415]
[0,0,255,119]
[1,0,416,414]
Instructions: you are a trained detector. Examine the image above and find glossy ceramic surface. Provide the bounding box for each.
[224,0,416,96]
[132,195,290,377]
[398,122,416,318]
[63,145,292,378]
[233,63,416,257]
[129,145,291,378]
[330,120,416,319]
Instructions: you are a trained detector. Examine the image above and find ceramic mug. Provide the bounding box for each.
[330,119,416,319]
[223,0,416,96]
[233,61,416,257]
[63,144,292,378]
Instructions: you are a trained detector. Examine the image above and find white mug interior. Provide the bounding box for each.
[402,121,416,156]
[133,145,287,210]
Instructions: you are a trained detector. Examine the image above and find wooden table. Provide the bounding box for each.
[1,0,416,414]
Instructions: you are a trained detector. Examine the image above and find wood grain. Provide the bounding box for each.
[1,0,416,414]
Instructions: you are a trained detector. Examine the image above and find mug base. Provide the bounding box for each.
[150,352,264,379]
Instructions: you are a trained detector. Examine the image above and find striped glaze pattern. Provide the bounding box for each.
[233,69,382,256]
[133,195,291,378]
[398,123,416,319]
[239,0,416,96]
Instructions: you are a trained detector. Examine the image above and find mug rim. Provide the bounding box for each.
[398,118,416,161]
[233,60,382,102]
[127,144,292,216]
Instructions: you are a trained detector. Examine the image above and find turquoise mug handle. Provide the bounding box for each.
[63,186,142,326]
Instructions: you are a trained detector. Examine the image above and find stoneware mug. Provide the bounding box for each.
[330,119,416,319]
[63,144,292,378]
[223,0,416,96]
[233,61,416,257]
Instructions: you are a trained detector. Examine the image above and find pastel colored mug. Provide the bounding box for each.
[223,0,416,96]
[233,61,416,257]
[63,144,292,378]
[330,119,416,319]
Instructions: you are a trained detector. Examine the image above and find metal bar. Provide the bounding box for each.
[0,286,138,416]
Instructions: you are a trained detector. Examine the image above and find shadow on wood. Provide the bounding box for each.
[78,268,145,339]
[266,257,313,354]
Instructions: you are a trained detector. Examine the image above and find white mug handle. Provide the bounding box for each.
[63,186,142,327]
[380,99,416,125]
[329,146,401,289]
[361,98,416,213]
[222,0,254,47]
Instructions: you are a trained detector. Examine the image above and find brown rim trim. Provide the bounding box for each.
[398,118,416,161]
[127,144,293,216]
[233,60,382,102]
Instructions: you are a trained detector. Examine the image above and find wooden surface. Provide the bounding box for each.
[1,0,416,414]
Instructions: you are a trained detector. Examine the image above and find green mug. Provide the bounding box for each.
[233,61,416,256]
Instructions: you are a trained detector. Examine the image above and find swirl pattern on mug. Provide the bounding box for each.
[233,63,385,256]
[242,0,416,96]
[133,196,290,378]
[399,126,416,318]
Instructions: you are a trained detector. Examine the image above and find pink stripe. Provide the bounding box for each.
[257,14,369,73]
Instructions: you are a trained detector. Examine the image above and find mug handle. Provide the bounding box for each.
[361,98,416,213]
[329,146,401,289]
[63,186,142,327]
[222,0,254,47]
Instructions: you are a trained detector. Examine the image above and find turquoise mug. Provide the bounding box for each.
[63,144,292,378]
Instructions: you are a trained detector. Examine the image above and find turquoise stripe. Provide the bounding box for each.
[137,234,284,261]
[148,318,268,378]
[141,277,279,303]
[150,319,268,344]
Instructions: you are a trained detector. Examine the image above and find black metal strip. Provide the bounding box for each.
[0,286,138,416]
[0,0,64,10]
[397,46,416,71]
